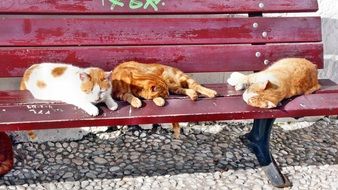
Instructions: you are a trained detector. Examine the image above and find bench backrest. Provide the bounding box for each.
[0,0,322,78]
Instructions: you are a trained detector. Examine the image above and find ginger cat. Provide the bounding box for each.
[227,58,320,108]
[20,63,118,116]
[112,61,218,138]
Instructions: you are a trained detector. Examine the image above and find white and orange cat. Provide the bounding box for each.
[227,58,320,108]
[20,63,118,116]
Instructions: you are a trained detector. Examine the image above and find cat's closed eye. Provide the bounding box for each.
[151,86,158,92]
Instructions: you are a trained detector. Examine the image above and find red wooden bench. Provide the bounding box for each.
[1,0,337,187]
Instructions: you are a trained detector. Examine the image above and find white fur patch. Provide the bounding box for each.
[227,72,248,91]
[267,101,277,108]
[227,72,244,86]
[243,90,258,103]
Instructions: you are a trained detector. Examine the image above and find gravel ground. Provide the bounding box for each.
[0,118,338,190]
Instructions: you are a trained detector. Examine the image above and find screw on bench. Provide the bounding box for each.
[259,2,265,9]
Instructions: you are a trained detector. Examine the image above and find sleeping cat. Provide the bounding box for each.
[112,61,217,107]
[20,63,118,116]
[227,58,320,108]
[112,61,218,138]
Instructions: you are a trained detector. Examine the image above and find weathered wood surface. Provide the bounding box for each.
[0,0,318,14]
[1,80,337,131]
[0,16,321,46]
[0,43,323,77]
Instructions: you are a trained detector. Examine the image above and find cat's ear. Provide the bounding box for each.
[79,72,90,81]
[257,80,270,90]
[153,67,164,76]
[105,71,112,80]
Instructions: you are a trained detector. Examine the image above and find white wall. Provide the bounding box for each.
[317,0,338,82]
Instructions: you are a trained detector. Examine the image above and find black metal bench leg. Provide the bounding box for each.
[240,118,292,188]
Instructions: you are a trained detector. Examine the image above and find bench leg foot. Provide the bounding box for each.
[240,118,292,188]
[0,132,14,176]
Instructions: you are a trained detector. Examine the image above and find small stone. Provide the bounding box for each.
[93,157,107,164]
[86,172,96,179]
[70,142,78,148]
[110,166,121,172]
[73,158,84,165]
[134,131,140,136]
[226,152,234,159]
[62,172,73,179]
[140,132,147,138]
[55,142,62,148]
[81,181,89,188]
[62,142,68,148]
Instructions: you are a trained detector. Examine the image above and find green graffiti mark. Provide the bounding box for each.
[102,0,163,11]
[129,0,143,9]
[144,0,161,11]
[109,0,124,10]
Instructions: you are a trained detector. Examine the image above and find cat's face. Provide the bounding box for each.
[80,68,112,103]
[243,80,277,108]
[136,79,169,100]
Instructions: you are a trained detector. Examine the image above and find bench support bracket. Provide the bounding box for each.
[240,118,292,188]
[0,132,14,176]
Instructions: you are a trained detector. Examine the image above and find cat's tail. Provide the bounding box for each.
[172,123,180,139]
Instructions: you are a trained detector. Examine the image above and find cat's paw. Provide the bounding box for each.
[204,89,218,98]
[227,72,242,85]
[227,72,247,91]
[131,97,142,108]
[186,89,198,100]
[84,106,100,116]
[107,100,118,111]
[153,97,165,107]
[247,97,277,109]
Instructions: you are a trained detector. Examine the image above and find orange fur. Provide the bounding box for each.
[112,61,218,138]
[80,68,111,94]
[243,58,320,108]
[20,64,38,90]
[51,66,67,77]
[36,80,47,89]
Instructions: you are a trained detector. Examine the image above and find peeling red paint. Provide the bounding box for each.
[0,0,318,13]
[0,44,323,77]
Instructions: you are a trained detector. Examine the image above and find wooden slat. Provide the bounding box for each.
[1,92,338,131]
[0,0,318,14]
[0,43,323,77]
[1,79,337,105]
[0,16,321,46]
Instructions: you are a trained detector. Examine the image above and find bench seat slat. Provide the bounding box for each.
[0,43,323,77]
[0,16,321,46]
[0,0,318,14]
[1,91,338,131]
[1,79,337,104]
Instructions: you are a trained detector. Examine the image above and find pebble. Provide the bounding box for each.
[62,172,73,179]
[93,157,107,164]
[140,132,147,138]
